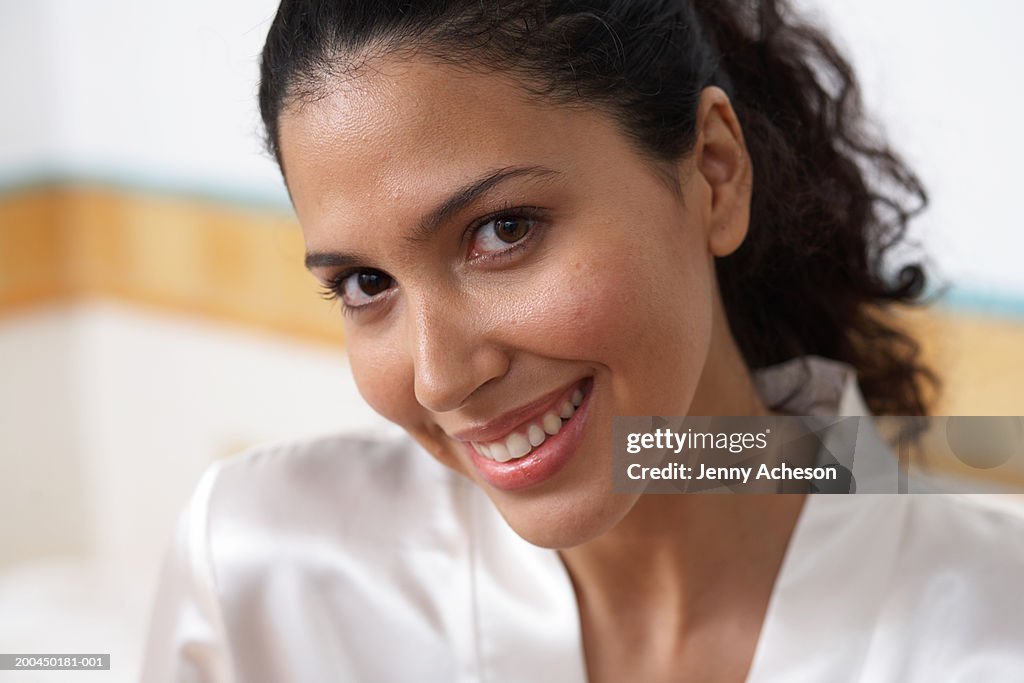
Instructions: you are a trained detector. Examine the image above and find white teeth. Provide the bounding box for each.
[506,433,532,459]
[528,424,546,447]
[470,384,588,463]
[489,441,511,462]
[542,412,562,435]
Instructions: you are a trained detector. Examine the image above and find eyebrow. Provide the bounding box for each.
[304,165,560,271]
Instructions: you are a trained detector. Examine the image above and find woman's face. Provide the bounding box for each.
[279,56,751,548]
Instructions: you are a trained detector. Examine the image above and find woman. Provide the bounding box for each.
[143,1,1024,681]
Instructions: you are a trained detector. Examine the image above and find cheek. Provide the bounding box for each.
[510,228,714,410]
[347,335,417,425]
[348,334,470,476]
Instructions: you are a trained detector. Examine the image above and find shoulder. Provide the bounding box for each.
[165,429,479,598]
[153,431,484,681]
[198,429,470,545]
[754,494,1024,682]
[895,493,1024,583]
[804,493,1024,599]
[875,494,1024,679]
[211,427,454,499]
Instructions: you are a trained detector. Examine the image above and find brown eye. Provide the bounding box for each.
[357,270,392,296]
[494,217,530,243]
[473,215,536,255]
[339,269,393,308]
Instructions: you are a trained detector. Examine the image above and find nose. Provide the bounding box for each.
[406,293,510,413]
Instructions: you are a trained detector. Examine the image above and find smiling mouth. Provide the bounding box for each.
[467,380,589,463]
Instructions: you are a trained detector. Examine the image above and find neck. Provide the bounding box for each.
[558,294,803,649]
[558,494,806,633]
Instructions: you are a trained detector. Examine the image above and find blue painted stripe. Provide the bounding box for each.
[936,286,1024,321]
[0,166,293,213]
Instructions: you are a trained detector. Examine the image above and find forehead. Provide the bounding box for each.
[277,57,631,246]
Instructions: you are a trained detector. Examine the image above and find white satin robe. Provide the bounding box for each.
[141,357,1024,682]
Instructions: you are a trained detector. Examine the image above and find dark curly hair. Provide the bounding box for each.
[258,0,937,415]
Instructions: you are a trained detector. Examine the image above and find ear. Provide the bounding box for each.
[692,86,752,257]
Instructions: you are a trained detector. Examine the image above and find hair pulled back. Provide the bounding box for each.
[259,0,936,415]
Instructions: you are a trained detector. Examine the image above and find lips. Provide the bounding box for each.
[469,386,584,462]
[457,378,594,491]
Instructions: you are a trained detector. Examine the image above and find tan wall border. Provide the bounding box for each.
[0,184,343,345]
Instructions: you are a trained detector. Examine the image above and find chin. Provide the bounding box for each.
[491,490,640,550]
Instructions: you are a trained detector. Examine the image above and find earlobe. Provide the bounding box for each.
[694,86,753,258]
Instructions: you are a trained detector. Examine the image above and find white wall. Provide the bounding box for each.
[0,307,88,564]
[1,302,387,568]
[800,0,1024,297]
[0,3,60,172]
[0,0,288,201]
